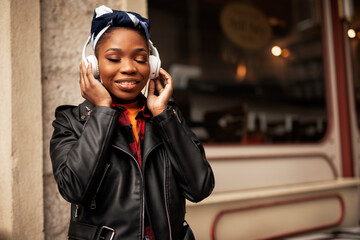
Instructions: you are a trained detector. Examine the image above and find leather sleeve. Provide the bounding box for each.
[50,106,118,204]
[153,102,215,202]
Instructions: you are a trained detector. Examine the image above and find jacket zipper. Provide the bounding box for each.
[113,145,145,240]
[172,109,181,123]
[163,156,173,240]
[90,163,111,209]
[81,106,92,130]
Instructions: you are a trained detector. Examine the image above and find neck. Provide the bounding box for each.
[112,95,139,105]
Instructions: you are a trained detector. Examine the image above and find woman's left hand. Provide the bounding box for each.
[147,68,174,117]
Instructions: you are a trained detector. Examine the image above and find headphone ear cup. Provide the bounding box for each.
[149,55,161,79]
[85,55,100,79]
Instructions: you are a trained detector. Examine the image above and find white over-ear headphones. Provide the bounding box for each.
[82,36,100,79]
[82,36,161,81]
[148,40,161,80]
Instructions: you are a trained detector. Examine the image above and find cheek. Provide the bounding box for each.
[99,62,117,80]
[140,63,151,78]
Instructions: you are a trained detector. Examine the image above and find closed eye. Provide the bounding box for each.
[108,58,120,62]
[135,59,147,63]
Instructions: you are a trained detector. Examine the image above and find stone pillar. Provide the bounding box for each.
[0,0,43,239]
[41,0,147,239]
[0,0,13,237]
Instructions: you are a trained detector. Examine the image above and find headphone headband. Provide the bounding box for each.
[149,40,159,58]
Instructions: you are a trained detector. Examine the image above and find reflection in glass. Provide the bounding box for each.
[149,0,327,144]
[348,0,360,129]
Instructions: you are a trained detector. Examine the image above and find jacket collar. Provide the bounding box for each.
[77,99,163,161]
[112,128,134,157]
[142,120,163,162]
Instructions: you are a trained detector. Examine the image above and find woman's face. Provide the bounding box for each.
[97,28,150,103]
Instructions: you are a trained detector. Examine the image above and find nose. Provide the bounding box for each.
[120,59,136,74]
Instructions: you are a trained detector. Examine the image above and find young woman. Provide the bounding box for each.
[50,5,214,240]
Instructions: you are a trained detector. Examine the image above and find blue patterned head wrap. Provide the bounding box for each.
[90,5,150,51]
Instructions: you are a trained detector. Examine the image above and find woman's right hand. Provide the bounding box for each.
[79,61,112,107]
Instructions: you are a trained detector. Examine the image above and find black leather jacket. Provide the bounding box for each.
[50,100,214,240]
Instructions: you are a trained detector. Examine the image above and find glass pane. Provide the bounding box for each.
[348,1,360,129]
[149,0,327,144]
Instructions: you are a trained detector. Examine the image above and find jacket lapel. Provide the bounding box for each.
[78,100,162,161]
[78,100,133,156]
[142,120,163,163]
[111,126,133,157]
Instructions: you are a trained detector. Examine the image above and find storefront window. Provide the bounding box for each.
[348,1,360,129]
[149,0,327,144]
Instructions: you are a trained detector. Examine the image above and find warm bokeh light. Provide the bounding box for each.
[281,49,290,58]
[236,62,247,82]
[271,46,282,56]
[348,28,356,38]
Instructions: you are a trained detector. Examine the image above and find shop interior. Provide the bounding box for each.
[148,0,328,144]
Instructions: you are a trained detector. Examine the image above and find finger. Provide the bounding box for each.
[80,61,87,91]
[80,61,90,98]
[86,62,97,86]
[158,69,173,99]
[79,61,83,83]
[148,79,155,97]
[159,68,173,89]
[155,78,164,93]
[80,61,90,83]
[79,61,83,79]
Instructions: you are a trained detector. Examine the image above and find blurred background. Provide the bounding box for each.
[1,0,360,239]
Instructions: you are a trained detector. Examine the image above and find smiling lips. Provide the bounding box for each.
[115,80,140,90]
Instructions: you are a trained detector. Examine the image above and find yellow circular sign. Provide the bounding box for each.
[220,3,272,50]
